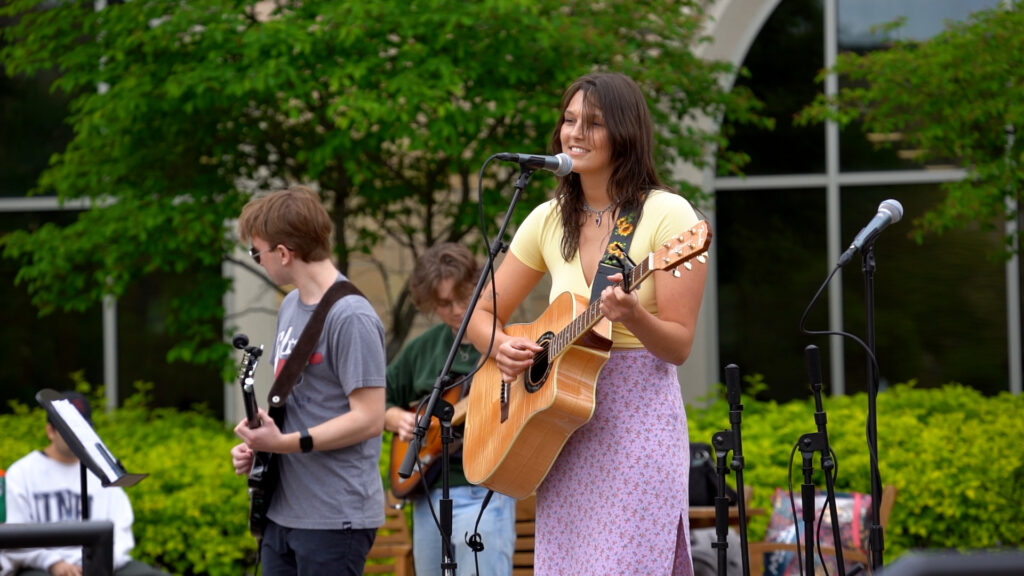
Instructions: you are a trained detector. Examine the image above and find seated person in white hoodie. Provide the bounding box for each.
[1,391,167,576]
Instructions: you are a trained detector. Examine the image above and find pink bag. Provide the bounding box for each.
[762,488,872,576]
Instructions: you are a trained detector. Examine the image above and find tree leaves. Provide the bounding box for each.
[797,4,1024,256]
[1,0,762,368]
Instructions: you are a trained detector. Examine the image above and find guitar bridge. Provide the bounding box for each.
[500,379,509,423]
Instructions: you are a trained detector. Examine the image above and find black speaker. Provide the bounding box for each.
[876,550,1024,576]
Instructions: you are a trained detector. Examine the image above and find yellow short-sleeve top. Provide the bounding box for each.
[509,189,700,348]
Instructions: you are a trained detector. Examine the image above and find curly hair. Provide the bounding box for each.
[408,243,481,313]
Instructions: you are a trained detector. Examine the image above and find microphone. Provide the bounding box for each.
[495,152,572,177]
[725,364,741,407]
[837,199,904,266]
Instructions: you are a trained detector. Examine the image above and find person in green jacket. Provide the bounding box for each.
[384,243,516,576]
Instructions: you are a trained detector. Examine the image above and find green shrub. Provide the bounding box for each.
[6,379,1017,574]
[0,382,257,576]
[688,380,1024,558]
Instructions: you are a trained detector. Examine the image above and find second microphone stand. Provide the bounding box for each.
[396,165,537,576]
[711,363,750,576]
[796,344,846,576]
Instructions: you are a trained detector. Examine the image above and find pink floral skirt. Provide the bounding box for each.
[534,349,693,575]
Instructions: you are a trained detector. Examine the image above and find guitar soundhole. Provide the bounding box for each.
[525,333,553,393]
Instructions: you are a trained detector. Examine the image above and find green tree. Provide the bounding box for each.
[1,0,764,371]
[797,3,1024,256]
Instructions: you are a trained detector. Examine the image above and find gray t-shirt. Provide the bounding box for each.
[267,276,386,530]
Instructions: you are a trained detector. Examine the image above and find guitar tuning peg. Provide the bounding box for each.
[697,254,707,264]
[671,268,681,278]
[684,261,693,271]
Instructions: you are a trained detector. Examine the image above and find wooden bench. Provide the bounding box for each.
[364,495,413,576]
[514,494,536,576]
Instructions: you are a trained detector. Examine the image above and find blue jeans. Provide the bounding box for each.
[412,484,516,576]
[260,520,376,576]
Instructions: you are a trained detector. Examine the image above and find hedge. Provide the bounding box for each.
[687,378,1024,557]
[2,379,1021,574]
[0,381,254,576]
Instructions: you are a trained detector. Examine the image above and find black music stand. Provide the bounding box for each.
[34,388,147,576]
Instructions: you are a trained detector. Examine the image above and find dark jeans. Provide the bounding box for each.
[260,520,376,576]
[18,560,170,575]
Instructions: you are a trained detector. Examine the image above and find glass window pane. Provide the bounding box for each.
[839,185,1008,395]
[0,211,104,411]
[838,0,1004,50]
[717,0,826,177]
[0,68,71,197]
[117,271,223,412]
[837,0,1003,172]
[716,187,829,402]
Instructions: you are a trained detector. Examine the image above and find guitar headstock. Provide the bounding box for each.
[651,220,712,276]
[233,333,265,427]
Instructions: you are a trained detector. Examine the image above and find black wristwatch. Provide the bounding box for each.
[299,428,314,453]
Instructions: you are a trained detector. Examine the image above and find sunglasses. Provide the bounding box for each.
[248,246,269,264]
[248,244,294,265]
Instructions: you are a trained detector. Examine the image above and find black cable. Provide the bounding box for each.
[798,262,883,532]
[464,490,495,576]
[814,448,841,576]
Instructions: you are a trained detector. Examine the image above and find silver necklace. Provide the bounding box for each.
[582,201,613,227]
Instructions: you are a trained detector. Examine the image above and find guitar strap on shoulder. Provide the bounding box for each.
[589,199,641,303]
[267,280,365,407]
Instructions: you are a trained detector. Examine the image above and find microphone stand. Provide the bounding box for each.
[861,245,885,569]
[711,364,750,576]
[798,344,846,576]
[397,165,537,576]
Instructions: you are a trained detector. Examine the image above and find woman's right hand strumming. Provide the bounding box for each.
[494,336,544,383]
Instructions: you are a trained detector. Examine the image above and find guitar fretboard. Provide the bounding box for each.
[544,222,710,360]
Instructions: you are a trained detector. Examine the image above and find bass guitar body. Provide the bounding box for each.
[246,407,279,540]
[463,291,612,499]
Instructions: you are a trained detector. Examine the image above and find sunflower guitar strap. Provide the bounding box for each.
[589,201,641,302]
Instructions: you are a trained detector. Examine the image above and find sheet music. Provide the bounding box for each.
[51,398,122,483]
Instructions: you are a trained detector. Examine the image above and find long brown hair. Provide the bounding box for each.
[548,73,668,261]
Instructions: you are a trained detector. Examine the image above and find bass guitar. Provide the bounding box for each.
[232,333,278,539]
[463,221,712,498]
[388,379,470,499]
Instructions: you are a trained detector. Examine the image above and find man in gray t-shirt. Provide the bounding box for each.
[230,186,386,575]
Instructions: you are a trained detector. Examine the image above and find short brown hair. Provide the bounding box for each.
[409,243,480,313]
[238,186,333,262]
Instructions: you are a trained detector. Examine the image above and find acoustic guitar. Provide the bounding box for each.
[231,333,277,539]
[388,379,470,499]
[463,221,712,499]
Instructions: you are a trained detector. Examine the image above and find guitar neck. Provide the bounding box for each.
[548,256,654,359]
[243,384,262,429]
[547,222,710,359]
